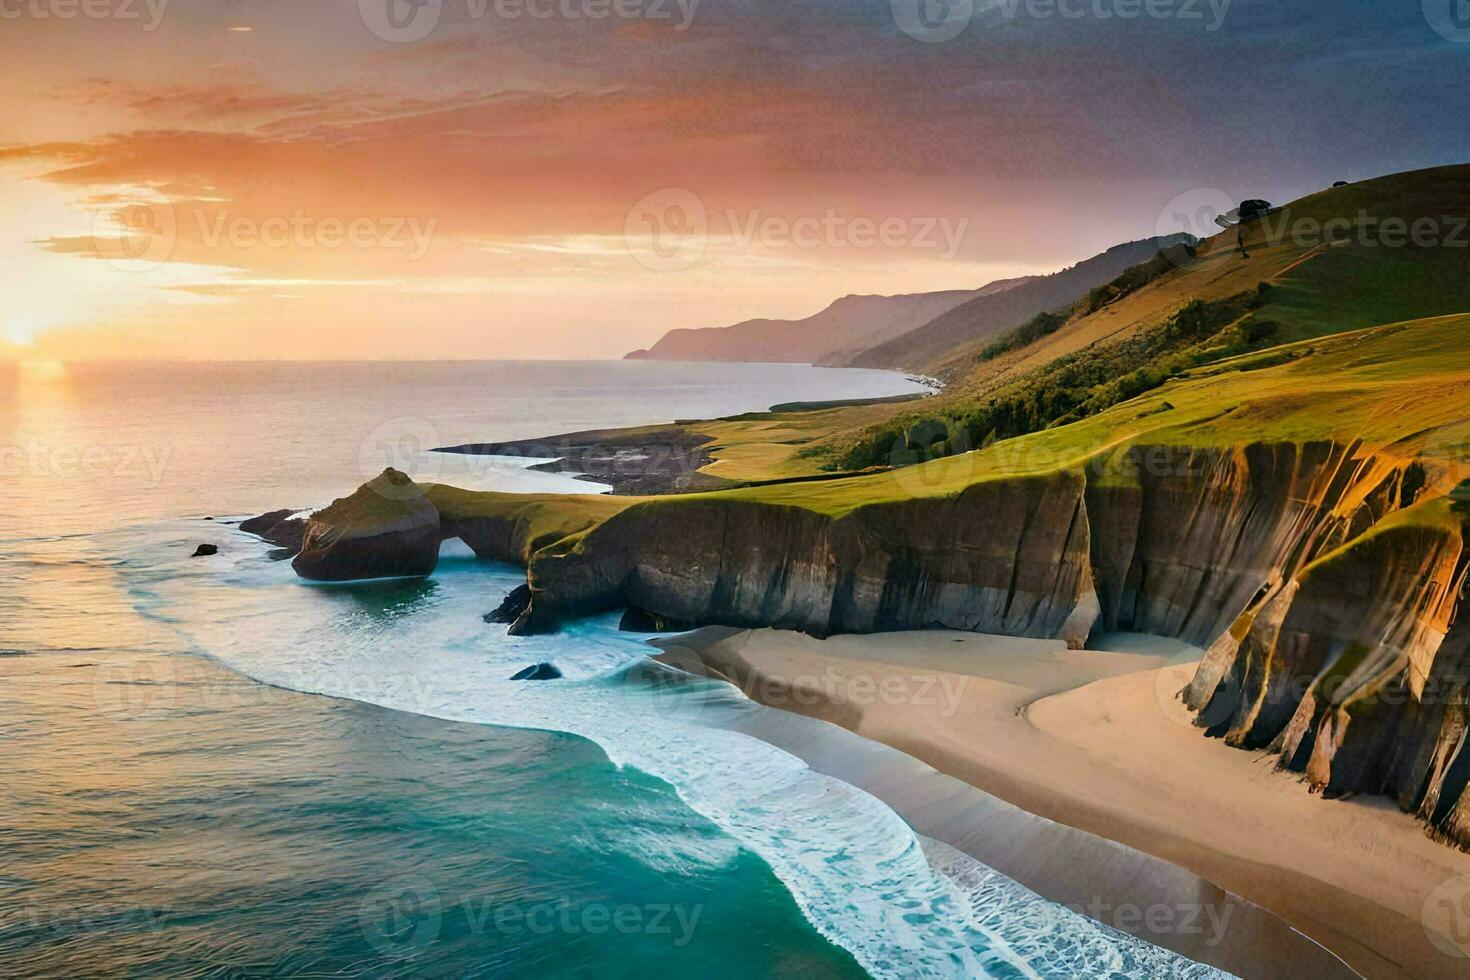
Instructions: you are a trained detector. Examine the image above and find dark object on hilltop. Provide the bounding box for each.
[510,663,562,681]
[1215,200,1276,228]
[620,607,697,633]
[240,508,308,554]
[485,585,532,624]
[203,516,214,521]
[1333,181,1350,187]
[192,544,218,557]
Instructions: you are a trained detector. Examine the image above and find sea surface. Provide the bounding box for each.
[0,360,1220,978]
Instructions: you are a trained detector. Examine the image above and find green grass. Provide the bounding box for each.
[714,313,1470,516]
[355,165,1470,550]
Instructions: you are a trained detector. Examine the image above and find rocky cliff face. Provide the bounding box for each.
[290,446,1470,847]
[514,471,1097,643]
[292,469,442,581]
[509,441,1470,847]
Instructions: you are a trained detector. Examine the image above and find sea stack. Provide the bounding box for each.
[292,468,441,581]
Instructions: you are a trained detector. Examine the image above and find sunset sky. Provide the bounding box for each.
[3,0,1467,361]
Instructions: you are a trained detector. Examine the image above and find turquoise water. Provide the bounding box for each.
[0,361,1221,977]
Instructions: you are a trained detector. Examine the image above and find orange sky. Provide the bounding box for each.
[2,1,1464,361]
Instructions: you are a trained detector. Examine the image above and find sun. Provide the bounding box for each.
[3,314,42,347]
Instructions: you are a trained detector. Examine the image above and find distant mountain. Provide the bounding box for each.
[833,235,1198,372]
[624,278,1035,364]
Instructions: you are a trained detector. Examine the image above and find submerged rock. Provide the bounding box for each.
[292,469,440,582]
[484,584,531,625]
[191,543,218,557]
[510,663,562,681]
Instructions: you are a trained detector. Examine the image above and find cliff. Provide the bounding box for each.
[625,280,1030,364]
[507,440,1469,849]
[284,309,1470,854]
[289,438,1470,850]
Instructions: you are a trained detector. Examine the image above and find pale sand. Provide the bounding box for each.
[652,628,1470,979]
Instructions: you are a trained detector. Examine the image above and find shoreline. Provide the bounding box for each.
[430,384,932,496]
[651,627,1470,979]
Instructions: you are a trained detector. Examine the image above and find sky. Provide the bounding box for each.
[1,0,1468,361]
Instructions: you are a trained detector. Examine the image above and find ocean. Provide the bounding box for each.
[0,360,1220,978]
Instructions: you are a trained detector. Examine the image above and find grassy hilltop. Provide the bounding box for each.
[591,165,1470,488]
[360,157,1470,553]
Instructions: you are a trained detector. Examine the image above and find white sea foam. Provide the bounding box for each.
[119,529,1226,979]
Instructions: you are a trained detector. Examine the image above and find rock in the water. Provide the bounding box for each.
[484,584,532,624]
[619,607,697,633]
[293,469,441,582]
[240,508,308,554]
[510,663,562,681]
[192,543,218,557]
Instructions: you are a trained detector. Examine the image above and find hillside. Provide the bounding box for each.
[835,234,1198,372]
[819,164,1470,471]
[624,279,1032,364]
[290,163,1470,864]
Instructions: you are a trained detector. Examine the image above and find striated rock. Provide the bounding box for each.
[292,469,441,582]
[513,470,1095,642]
[510,663,562,681]
[191,543,218,557]
[484,584,531,625]
[288,443,1470,847]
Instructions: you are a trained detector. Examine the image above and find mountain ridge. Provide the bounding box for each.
[625,279,1035,364]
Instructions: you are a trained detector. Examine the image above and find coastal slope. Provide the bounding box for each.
[285,166,1470,855]
[624,280,1031,364]
[834,234,1197,372]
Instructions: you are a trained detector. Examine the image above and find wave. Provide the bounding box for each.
[113,523,1225,979]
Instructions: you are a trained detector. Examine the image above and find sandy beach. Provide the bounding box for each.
[652,628,1470,979]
